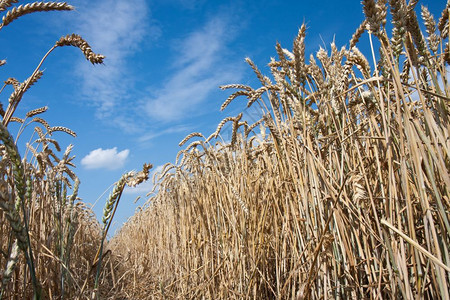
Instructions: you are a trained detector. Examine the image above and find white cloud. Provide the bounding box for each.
[72,0,155,118]
[144,14,244,122]
[81,147,129,170]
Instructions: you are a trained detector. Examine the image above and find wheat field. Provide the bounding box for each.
[0,0,449,299]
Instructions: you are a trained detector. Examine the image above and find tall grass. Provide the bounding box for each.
[111,0,449,299]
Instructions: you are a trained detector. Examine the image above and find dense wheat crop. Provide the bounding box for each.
[0,0,449,299]
[110,0,450,299]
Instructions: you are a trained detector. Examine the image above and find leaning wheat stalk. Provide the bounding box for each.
[2,34,104,126]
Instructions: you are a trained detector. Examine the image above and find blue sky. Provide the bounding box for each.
[0,0,444,234]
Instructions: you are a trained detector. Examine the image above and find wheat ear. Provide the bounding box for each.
[56,34,105,64]
[2,70,44,126]
[1,2,74,28]
[179,132,204,147]
[0,0,18,12]
[49,126,76,137]
[26,106,48,118]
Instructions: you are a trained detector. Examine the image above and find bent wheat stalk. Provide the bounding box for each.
[2,34,103,126]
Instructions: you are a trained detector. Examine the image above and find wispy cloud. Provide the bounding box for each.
[144,14,244,122]
[81,147,129,170]
[66,2,244,132]
[165,0,206,10]
[138,124,194,143]
[72,0,155,118]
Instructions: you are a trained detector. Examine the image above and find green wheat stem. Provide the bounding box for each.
[93,171,134,294]
[0,122,40,299]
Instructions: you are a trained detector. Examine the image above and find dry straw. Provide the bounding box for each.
[109,1,450,299]
[1,0,449,299]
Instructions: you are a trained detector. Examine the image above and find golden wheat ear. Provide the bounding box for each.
[0,2,74,29]
[179,132,205,147]
[56,34,105,64]
[0,0,19,11]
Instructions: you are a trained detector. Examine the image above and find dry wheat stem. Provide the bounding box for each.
[381,219,450,272]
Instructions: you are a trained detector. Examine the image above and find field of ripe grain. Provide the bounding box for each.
[0,0,449,299]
